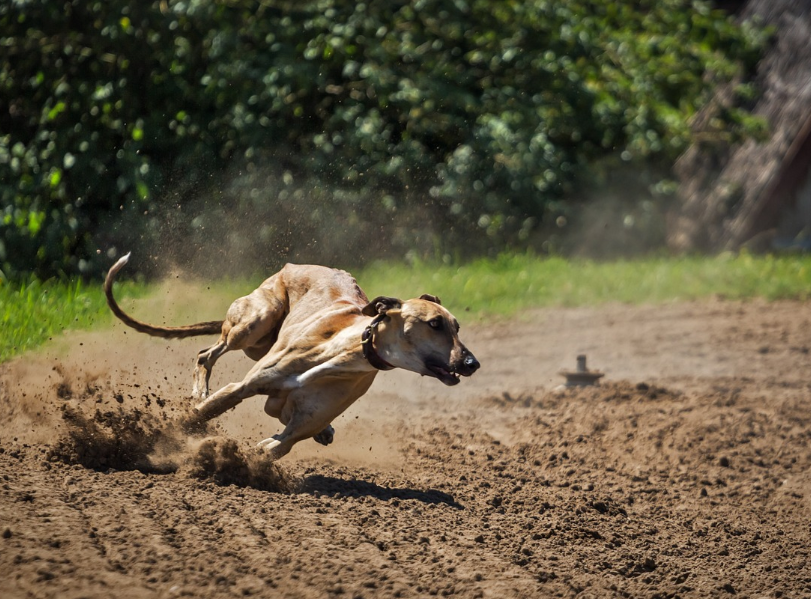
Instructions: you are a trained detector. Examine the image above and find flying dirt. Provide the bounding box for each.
[1,295,810,598]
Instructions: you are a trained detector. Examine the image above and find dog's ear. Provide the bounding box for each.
[419,294,442,305]
[362,296,402,317]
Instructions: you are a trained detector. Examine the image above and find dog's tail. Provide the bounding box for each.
[104,253,223,339]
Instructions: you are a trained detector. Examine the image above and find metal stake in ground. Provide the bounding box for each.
[559,355,604,387]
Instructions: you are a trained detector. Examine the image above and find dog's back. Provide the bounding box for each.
[272,264,369,312]
[259,264,370,342]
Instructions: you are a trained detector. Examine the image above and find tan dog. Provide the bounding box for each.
[104,254,480,458]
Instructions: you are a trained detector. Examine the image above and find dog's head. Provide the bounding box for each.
[362,294,480,385]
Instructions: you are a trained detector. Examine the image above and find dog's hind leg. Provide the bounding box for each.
[190,318,264,401]
[313,425,335,446]
[191,280,288,400]
[192,340,229,400]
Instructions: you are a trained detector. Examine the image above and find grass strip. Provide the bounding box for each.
[0,276,146,363]
[1,253,809,363]
[356,253,811,317]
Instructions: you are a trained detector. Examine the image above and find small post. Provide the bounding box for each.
[559,354,604,387]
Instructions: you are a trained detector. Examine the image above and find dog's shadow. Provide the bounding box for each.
[300,474,464,509]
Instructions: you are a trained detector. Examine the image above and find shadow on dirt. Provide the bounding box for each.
[300,474,464,509]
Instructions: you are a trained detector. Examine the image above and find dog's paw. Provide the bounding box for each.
[313,425,335,446]
[257,434,281,449]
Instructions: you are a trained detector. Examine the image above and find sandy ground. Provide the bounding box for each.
[1,295,810,598]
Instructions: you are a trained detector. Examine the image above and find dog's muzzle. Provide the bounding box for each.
[458,350,480,377]
[427,348,480,386]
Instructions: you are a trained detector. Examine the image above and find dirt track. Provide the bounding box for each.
[2,297,811,598]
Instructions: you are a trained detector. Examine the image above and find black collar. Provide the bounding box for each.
[361,313,395,371]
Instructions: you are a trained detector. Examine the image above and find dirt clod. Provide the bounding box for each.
[186,436,295,493]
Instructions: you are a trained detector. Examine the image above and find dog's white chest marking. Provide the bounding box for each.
[293,362,334,387]
[292,355,369,388]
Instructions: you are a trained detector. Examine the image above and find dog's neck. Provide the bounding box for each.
[361,313,395,371]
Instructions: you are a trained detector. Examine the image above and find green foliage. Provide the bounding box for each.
[0,0,768,279]
[0,275,145,362]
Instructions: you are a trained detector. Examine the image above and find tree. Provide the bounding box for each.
[0,0,767,279]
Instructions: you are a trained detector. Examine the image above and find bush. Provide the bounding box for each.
[0,0,767,279]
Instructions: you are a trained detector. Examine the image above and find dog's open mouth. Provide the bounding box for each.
[426,362,461,386]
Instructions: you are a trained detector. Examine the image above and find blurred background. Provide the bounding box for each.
[1,0,808,281]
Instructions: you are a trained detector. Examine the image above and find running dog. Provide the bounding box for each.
[104,254,479,458]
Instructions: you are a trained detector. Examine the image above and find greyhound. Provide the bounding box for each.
[104,254,479,458]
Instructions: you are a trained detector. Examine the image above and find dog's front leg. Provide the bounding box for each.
[192,382,252,421]
[193,368,274,422]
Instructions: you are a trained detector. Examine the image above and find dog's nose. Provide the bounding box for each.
[462,353,480,375]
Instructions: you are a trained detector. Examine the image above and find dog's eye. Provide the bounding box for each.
[428,318,443,330]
